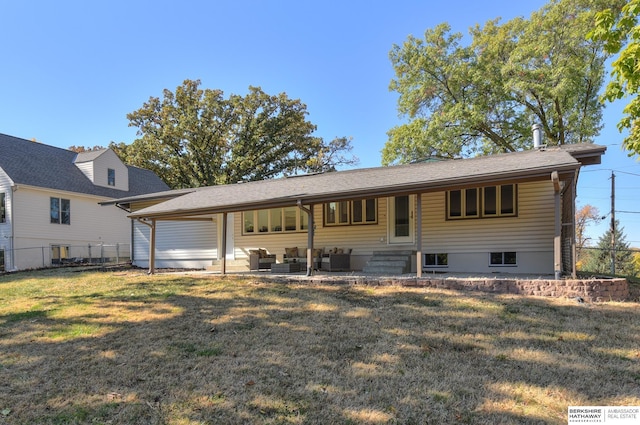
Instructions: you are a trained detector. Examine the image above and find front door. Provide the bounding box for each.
[389,195,415,244]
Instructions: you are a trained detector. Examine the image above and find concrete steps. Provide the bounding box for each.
[363,250,414,274]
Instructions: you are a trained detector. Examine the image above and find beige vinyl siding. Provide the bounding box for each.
[233,201,392,270]
[132,219,217,269]
[75,161,94,182]
[11,186,131,269]
[422,181,556,274]
[76,150,129,191]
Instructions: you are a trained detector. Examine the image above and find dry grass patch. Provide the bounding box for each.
[0,268,638,424]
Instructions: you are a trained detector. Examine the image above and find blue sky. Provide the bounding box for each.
[1,0,638,246]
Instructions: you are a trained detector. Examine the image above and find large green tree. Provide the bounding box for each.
[111,79,357,189]
[384,0,623,165]
[590,1,640,156]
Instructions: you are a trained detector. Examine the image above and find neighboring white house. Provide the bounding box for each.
[0,133,169,271]
[106,142,606,278]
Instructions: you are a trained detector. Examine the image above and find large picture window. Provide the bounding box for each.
[447,184,517,219]
[324,198,377,226]
[0,193,5,223]
[243,207,307,234]
[50,197,71,225]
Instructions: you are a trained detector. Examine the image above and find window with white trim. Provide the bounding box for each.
[447,184,516,219]
[50,197,71,225]
[324,198,377,226]
[108,168,116,186]
[0,193,5,223]
[51,245,70,265]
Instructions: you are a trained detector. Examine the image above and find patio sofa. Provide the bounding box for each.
[284,247,351,272]
[249,249,276,270]
[284,247,322,270]
[320,248,351,272]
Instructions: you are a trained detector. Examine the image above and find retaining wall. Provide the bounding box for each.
[403,277,630,302]
[279,275,630,302]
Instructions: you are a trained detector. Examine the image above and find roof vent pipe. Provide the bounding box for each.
[532,124,542,149]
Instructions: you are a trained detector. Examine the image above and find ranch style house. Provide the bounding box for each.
[105,141,605,278]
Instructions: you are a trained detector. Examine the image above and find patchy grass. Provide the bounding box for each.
[0,268,638,424]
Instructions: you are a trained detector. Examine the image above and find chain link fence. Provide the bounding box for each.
[1,243,131,272]
[577,246,640,280]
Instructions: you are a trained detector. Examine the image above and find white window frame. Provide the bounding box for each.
[107,168,116,186]
[0,192,5,223]
[50,197,71,225]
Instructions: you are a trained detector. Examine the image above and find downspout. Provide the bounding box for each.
[416,193,423,278]
[10,185,17,271]
[221,212,227,275]
[136,218,156,275]
[297,200,314,277]
[551,171,561,280]
[571,169,578,278]
[114,203,135,266]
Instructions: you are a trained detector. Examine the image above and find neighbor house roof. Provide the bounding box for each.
[122,144,604,220]
[0,133,170,197]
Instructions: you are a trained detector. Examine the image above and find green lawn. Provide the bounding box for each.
[0,268,638,424]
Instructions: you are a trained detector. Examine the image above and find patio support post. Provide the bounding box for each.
[416,193,423,278]
[571,170,578,278]
[552,171,561,279]
[298,200,314,277]
[221,212,227,275]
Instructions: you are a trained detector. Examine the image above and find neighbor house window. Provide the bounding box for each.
[50,197,71,225]
[448,184,517,219]
[0,193,5,223]
[490,252,517,266]
[243,207,307,234]
[51,245,69,265]
[324,198,377,226]
[107,168,115,186]
[0,249,4,271]
[425,253,448,268]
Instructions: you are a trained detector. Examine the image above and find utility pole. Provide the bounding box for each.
[610,171,616,275]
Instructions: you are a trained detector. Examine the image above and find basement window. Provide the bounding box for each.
[51,245,70,265]
[425,253,448,268]
[490,252,517,266]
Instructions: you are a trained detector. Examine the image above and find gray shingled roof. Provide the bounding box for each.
[0,133,169,197]
[128,145,603,219]
[74,149,108,163]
